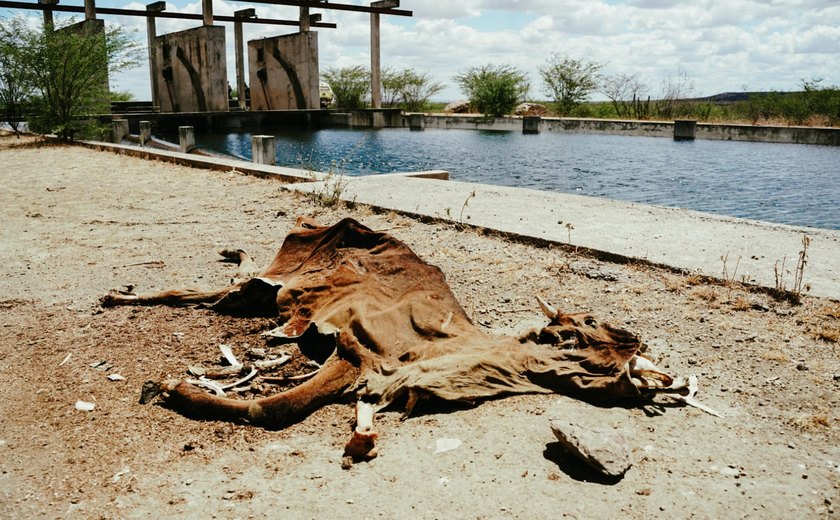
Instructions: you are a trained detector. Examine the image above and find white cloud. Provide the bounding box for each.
[8,0,838,101]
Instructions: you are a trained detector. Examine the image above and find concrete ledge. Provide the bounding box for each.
[288,175,840,299]
[408,114,840,146]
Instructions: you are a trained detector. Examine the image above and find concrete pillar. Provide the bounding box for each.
[369,1,398,109]
[233,9,255,110]
[146,2,166,111]
[251,135,275,165]
[201,0,213,26]
[523,116,541,135]
[39,0,58,31]
[408,113,424,131]
[674,120,697,141]
[299,6,310,32]
[84,0,95,20]
[179,126,195,153]
[111,119,129,143]
[139,121,152,146]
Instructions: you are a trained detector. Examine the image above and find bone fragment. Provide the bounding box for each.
[219,367,258,391]
[344,401,379,460]
[218,344,241,368]
[665,375,724,418]
[254,354,291,371]
[260,368,320,383]
[535,295,558,319]
[187,378,226,396]
[58,353,72,366]
[75,400,96,412]
[203,365,248,379]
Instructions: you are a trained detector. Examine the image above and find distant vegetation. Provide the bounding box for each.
[324,56,838,127]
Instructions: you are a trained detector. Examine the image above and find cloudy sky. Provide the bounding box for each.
[4,0,839,101]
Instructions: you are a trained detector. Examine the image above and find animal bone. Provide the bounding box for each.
[344,400,378,460]
[665,375,723,418]
[187,378,226,396]
[218,367,258,391]
[536,295,558,318]
[254,354,291,371]
[218,344,241,368]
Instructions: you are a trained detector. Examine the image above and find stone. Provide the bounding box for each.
[550,421,634,477]
[515,102,548,116]
[444,100,471,114]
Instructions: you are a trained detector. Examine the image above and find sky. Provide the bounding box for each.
[3,0,839,102]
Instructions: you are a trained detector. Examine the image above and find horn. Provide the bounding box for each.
[535,296,558,319]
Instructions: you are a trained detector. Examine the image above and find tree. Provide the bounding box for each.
[381,67,445,111]
[539,53,602,116]
[600,73,650,120]
[0,17,36,136]
[453,64,529,116]
[0,16,140,141]
[655,67,694,119]
[322,66,370,109]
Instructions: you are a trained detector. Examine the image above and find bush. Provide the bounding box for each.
[322,66,370,110]
[381,67,445,112]
[539,54,602,116]
[454,64,529,116]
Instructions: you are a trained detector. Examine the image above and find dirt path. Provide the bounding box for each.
[0,139,837,519]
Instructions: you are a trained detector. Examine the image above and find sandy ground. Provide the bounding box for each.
[0,136,838,519]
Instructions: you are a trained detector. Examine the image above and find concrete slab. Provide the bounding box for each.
[288,175,840,299]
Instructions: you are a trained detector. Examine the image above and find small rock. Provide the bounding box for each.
[796,363,809,371]
[75,400,95,412]
[720,466,739,477]
[107,373,125,382]
[444,100,471,114]
[833,373,840,382]
[550,421,633,477]
[434,438,462,454]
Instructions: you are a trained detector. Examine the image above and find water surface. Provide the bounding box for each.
[193,128,840,230]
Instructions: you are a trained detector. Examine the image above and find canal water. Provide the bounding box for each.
[190,127,840,230]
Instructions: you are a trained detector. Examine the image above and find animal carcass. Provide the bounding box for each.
[102,217,693,458]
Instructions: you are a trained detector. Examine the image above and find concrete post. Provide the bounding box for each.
[178,126,195,153]
[252,135,276,165]
[201,0,213,26]
[370,12,381,109]
[299,6,310,32]
[369,1,398,109]
[111,119,129,143]
[146,2,166,111]
[233,8,255,110]
[139,121,152,146]
[408,113,425,131]
[674,120,697,141]
[39,0,58,31]
[84,0,95,20]
[523,116,541,135]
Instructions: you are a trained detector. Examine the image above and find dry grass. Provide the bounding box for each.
[786,412,832,432]
[762,351,790,363]
[691,286,719,303]
[820,303,840,320]
[730,296,752,312]
[813,326,840,343]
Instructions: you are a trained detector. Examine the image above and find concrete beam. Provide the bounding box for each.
[84,0,94,20]
[178,126,195,153]
[201,0,212,25]
[234,8,256,110]
[251,135,276,165]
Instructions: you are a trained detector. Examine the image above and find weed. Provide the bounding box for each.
[786,412,831,431]
[793,235,811,295]
[459,190,476,222]
[692,286,719,303]
[820,303,840,319]
[565,222,574,244]
[730,296,751,311]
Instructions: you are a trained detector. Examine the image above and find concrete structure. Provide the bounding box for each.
[178,126,195,152]
[139,121,152,145]
[523,116,541,134]
[38,0,58,29]
[369,0,399,109]
[233,8,256,110]
[674,120,697,141]
[145,2,165,110]
[154,26,228,113]
[111,119,129,143]
[248,32,319,110]
[251,135,276,165]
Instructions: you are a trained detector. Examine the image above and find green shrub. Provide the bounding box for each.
[454,64,529,116]
[322,66,370,110]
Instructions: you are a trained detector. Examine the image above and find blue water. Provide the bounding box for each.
[193,128,840,230]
